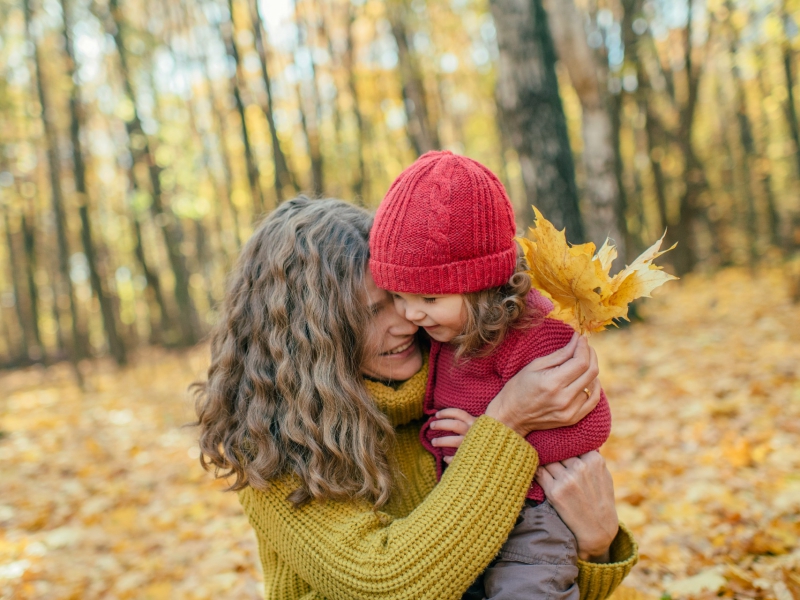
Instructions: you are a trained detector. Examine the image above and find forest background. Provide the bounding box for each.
[1,0,800,597]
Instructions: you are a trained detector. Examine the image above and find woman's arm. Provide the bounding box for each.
[536,451,619,561]
[537,451,638,600]
[240,416,537,600]
[486,333,601,437]
[240,337,631,600]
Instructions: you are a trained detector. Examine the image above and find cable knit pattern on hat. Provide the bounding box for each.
[421,290,613,502]
[369,151,518,294]
[237,357,637,600]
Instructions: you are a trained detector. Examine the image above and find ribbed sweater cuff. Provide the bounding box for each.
[576,523,639,600]
[465,414,539,471]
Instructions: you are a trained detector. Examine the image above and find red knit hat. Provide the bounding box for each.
[369,151,518,294]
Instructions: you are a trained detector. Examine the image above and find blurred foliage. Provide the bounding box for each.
[0,0,799,363]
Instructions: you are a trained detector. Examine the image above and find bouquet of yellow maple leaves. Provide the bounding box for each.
[517,207,677,335]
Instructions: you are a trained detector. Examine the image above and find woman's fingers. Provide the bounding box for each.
[558,341,598,388]
[548,336,592,384]
[534,466,556,486]
[540,460,569,478]
[526,332,579,370]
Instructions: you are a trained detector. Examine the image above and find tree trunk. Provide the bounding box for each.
[545,0,625,258]
[782,2,800,180]
[20,212,42,352]
[249,0,298,202]
[344,0,370,202]
[23,0,87,373]
[710,77,736,265]
[489,0,585,242]
[102,0,199,345]
[195,18,241,248]
[221,0,265,215]
[671,5,708,275]
[315,0,347,196]
[294,0,324,196]
[754,45,782,248]
[62,0,126,365]
[167,0,240,255]
[3,207,30,359]
[388,4,440,156]
[132,215,169,344]
[727,5,759,265]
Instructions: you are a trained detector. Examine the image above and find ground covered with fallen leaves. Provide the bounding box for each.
[1,268,798,599]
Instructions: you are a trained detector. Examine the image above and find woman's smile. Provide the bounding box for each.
[382,339,416,357]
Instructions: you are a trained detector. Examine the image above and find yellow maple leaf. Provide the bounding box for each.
[516,207,677,334]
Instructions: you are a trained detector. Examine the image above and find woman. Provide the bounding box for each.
[194,197,636,600]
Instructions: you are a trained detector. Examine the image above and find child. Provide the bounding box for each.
[369,151,611,600]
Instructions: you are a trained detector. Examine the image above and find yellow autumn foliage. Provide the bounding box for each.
[1,268,799,599]
[517,207,678,334]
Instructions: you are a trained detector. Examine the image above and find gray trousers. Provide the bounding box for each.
[462,500,579,600]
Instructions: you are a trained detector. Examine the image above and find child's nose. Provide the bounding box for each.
[404,304,426,323]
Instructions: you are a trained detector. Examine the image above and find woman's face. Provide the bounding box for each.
[361,269,424,382]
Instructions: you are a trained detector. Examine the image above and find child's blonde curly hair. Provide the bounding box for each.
[452,250,543,360]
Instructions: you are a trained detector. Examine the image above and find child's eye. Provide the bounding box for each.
[422,297,437,304]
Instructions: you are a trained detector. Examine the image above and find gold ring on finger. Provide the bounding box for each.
[583,387,591,399]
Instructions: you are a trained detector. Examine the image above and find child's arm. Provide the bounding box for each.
[497,318,612,465]
[525,388,611,464]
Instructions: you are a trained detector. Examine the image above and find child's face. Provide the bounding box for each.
[390,292,466,343]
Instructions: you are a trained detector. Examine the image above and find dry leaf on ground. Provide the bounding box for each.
[0,267,798,599]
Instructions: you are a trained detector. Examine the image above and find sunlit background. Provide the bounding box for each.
[1,0,799,367]
[1,0,800,598]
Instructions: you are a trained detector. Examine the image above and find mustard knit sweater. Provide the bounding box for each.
[239,361,637,600]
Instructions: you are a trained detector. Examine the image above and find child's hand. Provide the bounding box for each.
[429,408,477,464]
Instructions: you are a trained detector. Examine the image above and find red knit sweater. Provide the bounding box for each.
[421,290,612,501]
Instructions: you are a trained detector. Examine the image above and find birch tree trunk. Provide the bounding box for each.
[781,1,800,180]
[294,0,325,196]
[102,0,200,344]
[62,0,126,365]
[545,0,625,257]
[344,1,370,202]
[388,4,440,156]
[23,0,87,371]
[249,0,298,201]
[3,206,30,359]
[221,0,265,214]
[489,0,585,241]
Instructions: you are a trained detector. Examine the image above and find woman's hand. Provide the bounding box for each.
[485,333,601,438]
[535,451,619,563]
[429,408,476,464]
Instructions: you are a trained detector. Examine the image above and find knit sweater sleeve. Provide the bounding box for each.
[284,528,638,600]
[239,415,537,600]
[577,524,639,600]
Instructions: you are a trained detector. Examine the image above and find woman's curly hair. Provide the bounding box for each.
[192,197,396,508]
[451,251,541,360]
